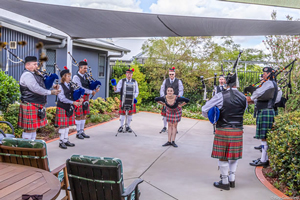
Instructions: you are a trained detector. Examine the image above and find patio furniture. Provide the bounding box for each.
[0,121,15,143]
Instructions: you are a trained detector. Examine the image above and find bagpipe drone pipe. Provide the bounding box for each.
[54,65,85,101]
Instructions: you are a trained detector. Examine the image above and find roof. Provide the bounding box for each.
[1,0,300,39]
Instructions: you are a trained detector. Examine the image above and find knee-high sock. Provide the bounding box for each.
[228,160,238,182]
[218,161,229,184]
[261,141,268,162]
[163,116,167,127]
[120,115,125,127]
[31,132,37,140]
[22,132,31,139]
[59,129,65,143]
[64,128,69,143]
[127,115,132,127]
[75,120,81,132]
[81,120,86,131]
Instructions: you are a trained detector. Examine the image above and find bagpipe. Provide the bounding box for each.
[1,41,58,89]
[54,64,85,101]
[68,52,101,99]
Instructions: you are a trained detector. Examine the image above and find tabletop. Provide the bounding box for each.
[0,162,61,200]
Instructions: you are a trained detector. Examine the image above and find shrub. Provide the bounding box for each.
[90,114,103,123]
[3,103,23,137]
[268,111,300,197]
[243,112,256,125]
[46,107,57,125]
[0,70,20,112]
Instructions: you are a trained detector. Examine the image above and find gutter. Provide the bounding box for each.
[43,38,67,49]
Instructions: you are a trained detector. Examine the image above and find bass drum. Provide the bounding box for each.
[122,82,135,110]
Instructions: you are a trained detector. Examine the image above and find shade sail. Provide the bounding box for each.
[0,0,300,39]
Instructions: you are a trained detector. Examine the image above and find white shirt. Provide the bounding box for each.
[72,72,93,94]
[19,70,51,96]
[115,78,139,98]
[251,80,277,104]
[202,88,248,118]
[160,78,184,97]
[58,82,74,104]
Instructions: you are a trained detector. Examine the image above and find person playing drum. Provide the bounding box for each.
[114,67,139,133]
[155,86,189,148]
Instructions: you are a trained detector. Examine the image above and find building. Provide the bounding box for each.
[0,14,130,107]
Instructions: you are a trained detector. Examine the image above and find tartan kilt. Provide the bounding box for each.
[166,107,182,123]
[75,94,90,117]
[18,103,47,131]
[255,108,275,140]
[211,128,243,160]
[161,106,166,116]
[119,100,136,115]
[54,107,75,128]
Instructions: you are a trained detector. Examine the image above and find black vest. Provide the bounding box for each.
[256,81,278,110]
[165,78,179,95]
[76,72,90,90]
[120,78,136,101]
[216,90,247,129]
[57,83,74,111]
[20,70,47,104]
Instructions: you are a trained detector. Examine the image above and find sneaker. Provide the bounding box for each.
[160,127,167,133]
[65,141,75,147]
[118,126,123,132]
[126,127,133,133]
[76,134,84,139]
[59,142,67,149]
[171,141,178,148]
[213,180,230,190]
[162,141,171,147]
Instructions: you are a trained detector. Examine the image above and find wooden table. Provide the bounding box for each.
[0,162,61,200]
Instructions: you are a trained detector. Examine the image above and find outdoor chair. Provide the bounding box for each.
[0,121,15,143]
[0,138,70,200]
[66,155,143,200]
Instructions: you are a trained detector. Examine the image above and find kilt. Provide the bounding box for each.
[166,107,182,123]
[18,102,47,131]
[75,94,90,117]
[211,128,243,160]
[161,106,166,116]
[119,100,136,115]
[54,107,75,128]
[255,108,275,140]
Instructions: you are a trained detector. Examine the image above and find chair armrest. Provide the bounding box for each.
[121,178,143,197]
[51,163,66,176]
[0,121,14,135]
[0,129,5,137]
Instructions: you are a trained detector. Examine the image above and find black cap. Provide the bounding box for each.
[226,73,237,85]
[25,56,37,64]
[78,60,88,67]
[169,67,175,72]
[263,67,274,73]
[60,66,70,77]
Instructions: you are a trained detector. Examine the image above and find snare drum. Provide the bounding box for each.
[122,82,135,110]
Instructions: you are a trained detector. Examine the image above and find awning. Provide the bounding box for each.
[0,0,300,39]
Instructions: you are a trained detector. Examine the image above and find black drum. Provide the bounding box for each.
[122,82,135,110]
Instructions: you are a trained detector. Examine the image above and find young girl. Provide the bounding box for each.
[55,67,83,149]
[155,86,189,147]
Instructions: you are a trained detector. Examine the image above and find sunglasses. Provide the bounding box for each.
[169,74,175,76]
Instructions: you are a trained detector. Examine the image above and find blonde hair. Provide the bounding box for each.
[61,73,71,83]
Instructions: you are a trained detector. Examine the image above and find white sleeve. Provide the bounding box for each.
[20,72,51,96]
[73,75,92,94]
[160,80,166,97]
[201,92,223,118]
[178,80,184,96]
[115,80,122,93]
[251,81,274,101]
[134,81,139,98]
[58,85,74,104]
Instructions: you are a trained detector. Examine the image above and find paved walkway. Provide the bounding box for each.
[47,112,277,200]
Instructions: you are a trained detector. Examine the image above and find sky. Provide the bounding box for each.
[23,0,300,51]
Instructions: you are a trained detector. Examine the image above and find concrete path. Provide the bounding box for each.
[47,112,277,200]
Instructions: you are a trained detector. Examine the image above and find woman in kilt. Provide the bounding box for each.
[55,67,83,149]
[155,86,189,148]
[202,73,247,190]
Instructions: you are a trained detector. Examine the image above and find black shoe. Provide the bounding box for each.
[81,132,90,138]
[118,126,123,132]
[171,141,178,148]
[65,141,75,147]
[76,134,84,139]
[213,180,230,190]
[249,160,269,167]
[126,127,132,133]
[162,141,171,147]
[229,181,235,188]
[254,145,262,150]
[59,142,67,149]
[160,127,167,133]
[252,158,261,162]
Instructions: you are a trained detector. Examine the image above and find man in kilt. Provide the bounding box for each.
[247,67,278,167]
[202,73,247,190]
[159,67,184,133]
[113,68,139,133]
[55,67,83,149]
[73,60,100,139]
[18,56,60,140]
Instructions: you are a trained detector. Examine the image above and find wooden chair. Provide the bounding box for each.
[0,138,70,200]
[66,155,143,200]
[0,121,15,143]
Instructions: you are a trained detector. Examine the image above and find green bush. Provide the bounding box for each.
[90,114,103,123]
[0,70,20,112]
[3,103,23,137]
[46,107,57,125]
[268,111,300,197]
[243,112,256,125]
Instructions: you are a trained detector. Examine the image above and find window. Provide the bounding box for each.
[98,54,106,78]
[46,49,56,74]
